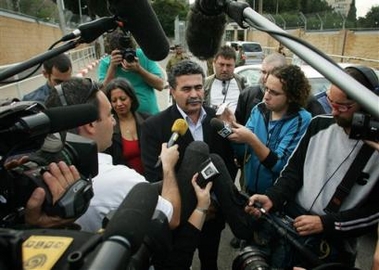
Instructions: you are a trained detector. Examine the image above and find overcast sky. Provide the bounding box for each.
[356,0,378,17]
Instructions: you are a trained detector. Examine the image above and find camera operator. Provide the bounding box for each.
[98,30,165,115]
[45,77,181,232]
[2,159,81,228]
[244,65,379,268]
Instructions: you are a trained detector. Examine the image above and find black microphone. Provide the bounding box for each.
[108,0,170,61]
[7,104,98,138]
[82,182,159,269]
[61,17,120,43]
[176,141,211,221]
[210,118,233,138]
[186,0,227,60]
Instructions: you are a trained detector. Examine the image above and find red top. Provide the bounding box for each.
[122,138,144,175]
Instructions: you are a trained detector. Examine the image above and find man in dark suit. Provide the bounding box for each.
[141,60,238,270]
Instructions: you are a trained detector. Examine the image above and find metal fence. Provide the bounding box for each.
[0,46,97,100]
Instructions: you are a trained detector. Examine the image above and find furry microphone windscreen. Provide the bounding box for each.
[185,2,227,60]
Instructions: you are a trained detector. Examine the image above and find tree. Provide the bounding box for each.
[346,0,357,28]
[358,6,379,28]
[152,0,189,38]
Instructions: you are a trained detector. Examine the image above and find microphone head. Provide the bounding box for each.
[176,141,210,221]
[210,118,224,131]
[103,182,158,253]
[171,119,189,136]
[210,118,233,138]
[186,2,227,60]
[44,104,98,133]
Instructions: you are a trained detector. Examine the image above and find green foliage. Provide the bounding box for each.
[0,0,58,21]
[152,0,189,37]
[357,6,379,28]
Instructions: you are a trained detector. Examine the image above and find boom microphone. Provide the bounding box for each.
[61,17,120,43]
[186,0,227,60]
[7,104,98,138]
[210,118,233,138]
[108,0,170,61]
[82,182,158,269]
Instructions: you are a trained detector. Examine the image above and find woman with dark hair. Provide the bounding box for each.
[103,77,150,174]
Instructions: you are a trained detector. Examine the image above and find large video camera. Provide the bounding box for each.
[0,101,97,225]
[350,112,379,142]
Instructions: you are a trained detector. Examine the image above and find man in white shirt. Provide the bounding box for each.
[203,45,246,113]
[45,77,181,232]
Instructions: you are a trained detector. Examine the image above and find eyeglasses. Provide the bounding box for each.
[264,87,285,97]
[56,77,100,106]
[326,95,356,113]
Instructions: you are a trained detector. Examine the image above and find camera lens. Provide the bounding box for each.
[232,245,270,270]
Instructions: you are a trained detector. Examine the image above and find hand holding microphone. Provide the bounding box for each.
[154,119,189,168]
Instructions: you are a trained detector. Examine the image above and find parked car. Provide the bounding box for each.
[235,63,379,114]
[235,63,330,95]
[226,41,265,64]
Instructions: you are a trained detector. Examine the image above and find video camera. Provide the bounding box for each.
[350,113,379,142]
[0,101,97,225]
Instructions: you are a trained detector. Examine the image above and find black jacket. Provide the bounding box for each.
[104,112,150,166]
[140,105,238,183]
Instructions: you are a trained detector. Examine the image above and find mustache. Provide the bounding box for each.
[186,98,203,105]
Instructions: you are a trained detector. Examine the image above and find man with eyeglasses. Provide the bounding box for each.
[245,65,379,268]
[224,64,312,199]
[203,45,246,113]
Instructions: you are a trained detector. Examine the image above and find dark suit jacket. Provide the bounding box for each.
[140,105,238,183]
[104,112,150,166]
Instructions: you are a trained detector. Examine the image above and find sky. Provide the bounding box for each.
[356,0,379,18]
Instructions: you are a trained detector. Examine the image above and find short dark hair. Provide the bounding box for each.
[46,77,100,112]
[214,45,236,61]
[43,53,72,74]
[104,78,139,113]
[106,30,136,52]
[270,64,311,109]
[168,60,205,89]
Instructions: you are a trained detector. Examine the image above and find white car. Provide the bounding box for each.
[235,63,330,95]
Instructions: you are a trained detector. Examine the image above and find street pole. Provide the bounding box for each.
[57,0,68,34]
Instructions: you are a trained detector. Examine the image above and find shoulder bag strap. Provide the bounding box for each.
[324,143,375,213]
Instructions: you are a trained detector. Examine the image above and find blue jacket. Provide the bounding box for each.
[22,83,51,103]
[235,102,311,193]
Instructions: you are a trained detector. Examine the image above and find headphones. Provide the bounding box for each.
[347,65,379,96]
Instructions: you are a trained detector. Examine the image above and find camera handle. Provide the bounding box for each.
[253,202,323,268]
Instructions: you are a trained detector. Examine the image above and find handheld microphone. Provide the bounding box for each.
[154,119,189,168]
[108,0,170,61]
[186,0,227,60]
[210,118,233,138]
[82,182,158,269]
[7,104,98,138]
[61,17,120,43]
[176,141,211,221]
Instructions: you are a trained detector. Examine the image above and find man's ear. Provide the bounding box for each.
[42,69,48,79]
[79,122,96,135]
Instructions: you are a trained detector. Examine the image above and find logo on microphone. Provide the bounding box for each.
[217,124,233,138]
